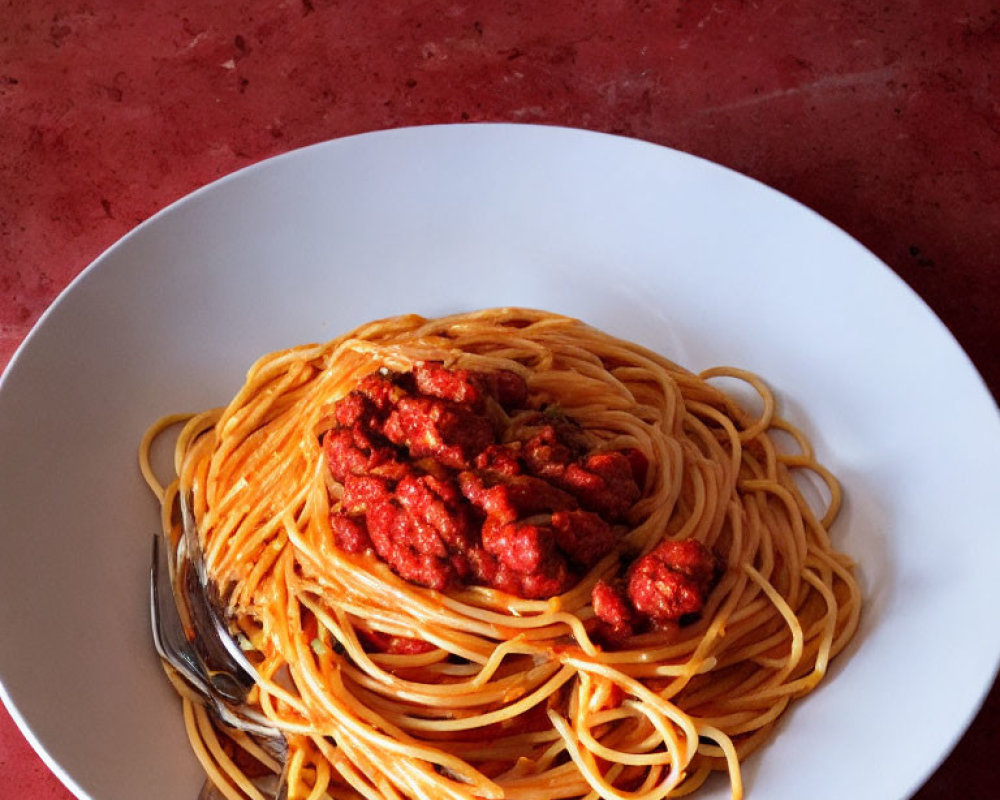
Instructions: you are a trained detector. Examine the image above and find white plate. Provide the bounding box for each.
[1,124,997,800]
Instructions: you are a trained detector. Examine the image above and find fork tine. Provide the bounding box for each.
[178,555,254,703]
[178,491,260,696]
[151,534,282,740]
[151,533,214,698]
[151,515,290,795]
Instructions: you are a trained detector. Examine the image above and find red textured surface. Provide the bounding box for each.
[1,1,997,798]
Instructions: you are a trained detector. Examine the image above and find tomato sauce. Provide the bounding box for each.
[322,362,719,645]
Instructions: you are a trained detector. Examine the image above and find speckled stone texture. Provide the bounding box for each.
[1,1,997,798]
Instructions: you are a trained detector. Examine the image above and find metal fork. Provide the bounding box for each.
[150,514,289,797]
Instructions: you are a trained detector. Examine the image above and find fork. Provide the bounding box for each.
[150,521,289,797]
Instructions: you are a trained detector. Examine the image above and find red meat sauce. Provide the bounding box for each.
[591,539,723,642]
[320,361,721,651]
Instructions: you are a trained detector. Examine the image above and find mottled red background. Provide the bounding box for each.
[1,1,997,798]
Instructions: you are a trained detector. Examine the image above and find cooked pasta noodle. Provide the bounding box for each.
[141,308,861,800]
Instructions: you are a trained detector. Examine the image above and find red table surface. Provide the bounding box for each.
[1,2,997,798]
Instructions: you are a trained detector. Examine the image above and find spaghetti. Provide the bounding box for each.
[140,308,861,800]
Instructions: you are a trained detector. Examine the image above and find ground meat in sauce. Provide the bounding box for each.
[322,362,722,649]
[591,579,640,639]
[322,363,645,601]
[592,538,722,640]
[523,426,641,520]
[355,629,437,655]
